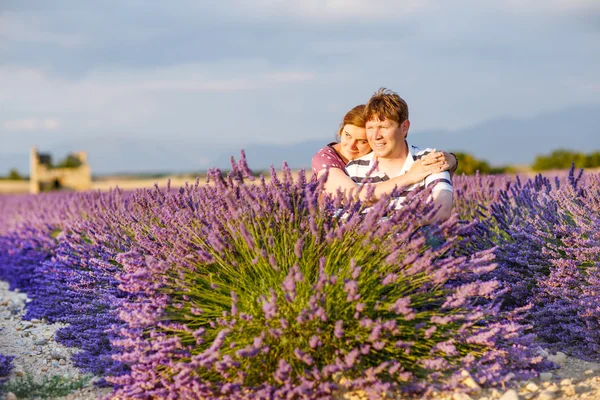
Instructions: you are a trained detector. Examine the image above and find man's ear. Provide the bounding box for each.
[402,120,410,137]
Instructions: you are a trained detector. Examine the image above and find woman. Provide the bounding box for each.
[312,105,457,201]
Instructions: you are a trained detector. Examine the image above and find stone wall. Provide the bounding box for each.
[29,147,91,194]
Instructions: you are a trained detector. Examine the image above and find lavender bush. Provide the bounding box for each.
[106,159,542,399]
[470,167,600,360]
[0,191,132,379]
[0,354,14,378]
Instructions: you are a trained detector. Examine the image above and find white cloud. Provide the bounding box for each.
[0,61,316,133]
[225,0,431,20]
[3,119,38,131]
[500,0,600,15]
[584,83,600,93]
[262,71,315,84]
[86,61,316,93]
[43,119,60,130]
[0,12,85,49]
[3,118,60,132]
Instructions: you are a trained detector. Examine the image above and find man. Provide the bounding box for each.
[345,88,453,221]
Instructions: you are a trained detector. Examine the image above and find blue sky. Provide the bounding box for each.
[1,0,599,170]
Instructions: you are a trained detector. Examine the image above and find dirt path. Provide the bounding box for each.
[0,281,110,400]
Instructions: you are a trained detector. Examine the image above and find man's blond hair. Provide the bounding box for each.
[363,87,409,125]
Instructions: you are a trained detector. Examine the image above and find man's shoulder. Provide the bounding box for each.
[346,151,374,168]
[408,143,435,159]
[345,152,376,180]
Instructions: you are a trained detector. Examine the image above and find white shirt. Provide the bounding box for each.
[345,143,453,208]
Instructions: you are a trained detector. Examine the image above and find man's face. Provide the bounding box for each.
[365,116,409,158]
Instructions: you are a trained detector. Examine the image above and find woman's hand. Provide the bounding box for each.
[406,159,436,182]
[421,150,457,173]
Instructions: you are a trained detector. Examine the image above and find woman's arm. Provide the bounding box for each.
[317,168,356,196]
[319,154,454,203]
[358,159,440,202]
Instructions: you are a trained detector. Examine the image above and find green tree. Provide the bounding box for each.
[584,151,600,168]
[453,152,507,175]
[532,149,589,171]
[7,168,23,180]
[55,154,82,169]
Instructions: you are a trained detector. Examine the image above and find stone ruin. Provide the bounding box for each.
[29,147,91,194]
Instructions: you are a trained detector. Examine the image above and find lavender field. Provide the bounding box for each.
[0,157,599,399]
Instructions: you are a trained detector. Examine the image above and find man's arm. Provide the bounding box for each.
[426,171,453,222]
[431,189,453,222]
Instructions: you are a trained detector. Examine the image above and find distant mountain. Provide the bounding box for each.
[214,104,600,170]
[211,141,326,171]
[1,105,598,176]
[410,105,599,166]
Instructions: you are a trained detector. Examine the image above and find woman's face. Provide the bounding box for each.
[339,124,371,161]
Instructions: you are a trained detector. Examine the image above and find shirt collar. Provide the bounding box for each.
[370,141,414,178]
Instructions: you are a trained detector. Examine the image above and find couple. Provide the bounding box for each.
[311,88,456,221]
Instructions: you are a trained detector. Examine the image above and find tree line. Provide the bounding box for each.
[453,149,600,175]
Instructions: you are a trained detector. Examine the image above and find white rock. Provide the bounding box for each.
[540,372,552,381]
[538,349,549,358]
[6,392,17,400]
[548,352,567,364]
[462,376,481,391]
[560,378,572,386]
[563,385,576,396]
[525,382,540,392]
[545,383,559,393]
[498,389,519,400]
[584,369,594,375]
[537,389,556,399]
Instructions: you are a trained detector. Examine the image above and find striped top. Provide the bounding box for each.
[345,143,453,208]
